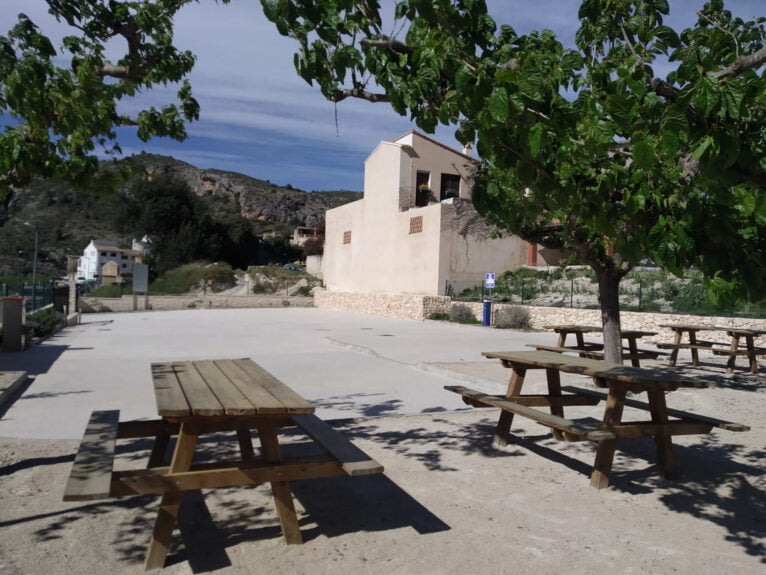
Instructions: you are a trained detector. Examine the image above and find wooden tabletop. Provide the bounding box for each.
[482,350,713,390]
[660,323,766,336]
[544,324,602,333]
[151,358,315,418]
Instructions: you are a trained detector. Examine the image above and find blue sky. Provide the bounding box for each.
[2,1,764,192]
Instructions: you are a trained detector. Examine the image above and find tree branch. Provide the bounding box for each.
[714,46,766,80]
[332,87,390,103]
[360,36,414,55]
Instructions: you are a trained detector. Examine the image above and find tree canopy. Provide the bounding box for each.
[263,0,766,360]
[0,0,232,197]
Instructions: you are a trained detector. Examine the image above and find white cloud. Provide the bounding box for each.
[4,0,765,191]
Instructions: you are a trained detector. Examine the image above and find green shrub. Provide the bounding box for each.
[150,262,235,295]
[494,305,531,329]
[26,307,64,338]
[427,312,450,321]
[449,303,478,323]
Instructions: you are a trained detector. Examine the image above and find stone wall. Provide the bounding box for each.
[79,294,313,313]
[314,291,766,345]
[314,290,450,321]
[450,301,766,345]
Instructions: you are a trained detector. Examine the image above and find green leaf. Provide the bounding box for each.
[528,123,543,158]
[694,75,720,117]
[488,86,509,123]
[632,138,654,170]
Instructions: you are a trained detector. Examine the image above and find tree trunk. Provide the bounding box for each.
[596,267,623,363]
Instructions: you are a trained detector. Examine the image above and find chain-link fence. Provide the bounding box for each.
[450,268,766,318]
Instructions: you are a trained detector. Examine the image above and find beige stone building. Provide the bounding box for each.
[321,131,553,296]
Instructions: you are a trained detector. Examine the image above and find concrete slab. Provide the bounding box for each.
[0,371,28,409]
[0,307,567,440]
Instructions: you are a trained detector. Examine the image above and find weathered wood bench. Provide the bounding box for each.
[561,386,750,432]
[64,410,383,503]
[293,414,383,476]
[63,410,120,502]
[445,385,614,441]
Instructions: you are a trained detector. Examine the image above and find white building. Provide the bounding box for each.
[76,237,151,283]
[321,131,560,296]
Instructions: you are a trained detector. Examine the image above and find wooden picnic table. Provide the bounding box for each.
[63,358,383,570]
[541,324,660,366]
[446,350,748,489]
[658,323,766,374]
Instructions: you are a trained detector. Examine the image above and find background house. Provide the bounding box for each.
[321,131,560,296]
[76,237,151,283]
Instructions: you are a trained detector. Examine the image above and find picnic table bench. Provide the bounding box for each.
[446,350,748,489]
[658,323,766,374]
[540,324,666,366]
[63,358,383,570]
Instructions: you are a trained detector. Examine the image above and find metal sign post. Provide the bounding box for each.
[132,264,149,311]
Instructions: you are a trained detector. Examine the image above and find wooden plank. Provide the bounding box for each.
[561,386,750,431]
[233,358,314,413]
[193,359,255,415]
[111,460,345,496]
[173,361,223,416]
[63,410,120,502]
[292,414,384,476]
[145,422,199,570]
[656,342,718,350]
[461,394,600,408]
[258,423,303,544]
[590,383,627,489]
[117,420,179,439]
[151,363,190,417]
[445,385,615,441]
[484,350,714,389]
[606,420,713,438]
[212,359,292,414]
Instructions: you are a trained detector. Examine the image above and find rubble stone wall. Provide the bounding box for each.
[79,295,313,313]
[314,291,766,345]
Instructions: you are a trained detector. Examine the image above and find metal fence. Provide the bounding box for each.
[1,282,56,313]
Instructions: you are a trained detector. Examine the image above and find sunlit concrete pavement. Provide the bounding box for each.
[0,307,561,439]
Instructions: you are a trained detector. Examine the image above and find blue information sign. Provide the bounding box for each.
[485,273,495,288]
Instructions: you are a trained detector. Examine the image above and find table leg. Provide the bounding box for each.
[745,336,758,374]
[725,334,740,375]
[575,332,585,348]
[668,330,682,366]
[626,337,640,367]
[493,366,527,447]
[236,429,256,464]
[590,381,627,489]
[688,330,700,366]
[556,332,566,347]
[647,388,676,479]
[545,368,565,440]
[257,424,302,544]
[145,423,199,570]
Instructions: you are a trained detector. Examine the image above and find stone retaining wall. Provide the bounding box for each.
[80,294,314,313]
[313,290,450,321]
[314,291,766,345]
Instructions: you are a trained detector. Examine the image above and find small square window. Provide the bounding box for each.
[343,231,352,244]
[409,216,423,234]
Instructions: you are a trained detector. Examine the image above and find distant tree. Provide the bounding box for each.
[263,0,766,361]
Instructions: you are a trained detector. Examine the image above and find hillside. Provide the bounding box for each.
[0,154,361,278]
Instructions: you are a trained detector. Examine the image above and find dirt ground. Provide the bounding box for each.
[1,356,765,574]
